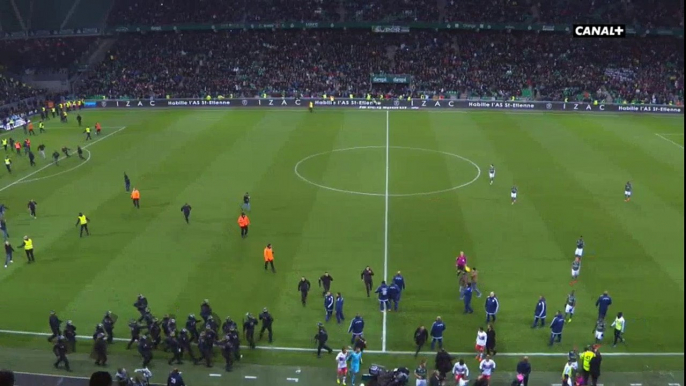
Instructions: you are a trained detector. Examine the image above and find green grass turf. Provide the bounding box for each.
[0,109,682,380]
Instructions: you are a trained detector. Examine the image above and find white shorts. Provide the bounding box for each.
[625,190,632,197]
[595,331,604,340]
[571,268,580,277]
[489,172,495,179]
[511,193,517,199]
[565,304,575,314]
[574,248,583,257]
[416,380,427,386]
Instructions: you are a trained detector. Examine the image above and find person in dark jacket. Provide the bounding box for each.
[428,370,441,386]
[516,356,531,386]
[0,370,15,386]
[434,349,452,380]
[486,324,497,356]
[589,348,602,386]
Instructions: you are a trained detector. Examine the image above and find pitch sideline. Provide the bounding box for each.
[0,328,682,357]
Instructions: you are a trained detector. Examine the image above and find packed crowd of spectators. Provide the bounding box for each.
[106,0,684,26]
[0,75,42,106]
[74,30,684,104]
[0,37,98,75]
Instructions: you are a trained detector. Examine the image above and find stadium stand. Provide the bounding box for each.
[0,37,98,75]
[0,74,40,106]
[74,30,684,104]
[104,0,685,26]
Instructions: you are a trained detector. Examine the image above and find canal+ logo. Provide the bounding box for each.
[573,24,626,38]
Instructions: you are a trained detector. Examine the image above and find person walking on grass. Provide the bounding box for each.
[4,241,14,268]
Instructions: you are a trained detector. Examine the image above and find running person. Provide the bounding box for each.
[479,355,496,381]
[564,290,576,323]
[593,318,605,344]
[624,181,632,202]
[571,257,581,280]
[475,327,487,362]
[488,164,495,185]
[574,236,584,258]
[242,192,251,212]
[452,359,469,384]
[511,186,518,204]
[335,347,348,385]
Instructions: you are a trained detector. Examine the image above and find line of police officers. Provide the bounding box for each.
[48,295,276,372]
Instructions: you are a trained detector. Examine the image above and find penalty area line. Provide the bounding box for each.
[655,133,685,149]
[0,126,126,193]
[16,149,92,185]
[0,329,682,357]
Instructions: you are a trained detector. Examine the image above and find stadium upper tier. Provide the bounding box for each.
[0,37,98,75]
[0,0,682,33]
[74,30,684,104]
[104,0,684,27]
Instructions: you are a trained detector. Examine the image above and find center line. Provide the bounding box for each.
[382,110,390,352]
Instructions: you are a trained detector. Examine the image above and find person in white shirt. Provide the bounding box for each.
[335,347,349,385]
[475,327,487,362]
[452,358,469,384]
[562,360,575,386]
[479,355,496,381]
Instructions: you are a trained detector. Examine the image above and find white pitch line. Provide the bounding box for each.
[0,125,124,139]
[655,133,685,149]
[244,375,257,379]
[16,149,91,185]
[0,327,683,357]
[382,110,390,352]
[0,126,126,193]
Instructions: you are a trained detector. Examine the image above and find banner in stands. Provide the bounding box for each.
[87,99,684,114]
[370,75,412,83]
[101,23,684,38]
[372,26,411,33]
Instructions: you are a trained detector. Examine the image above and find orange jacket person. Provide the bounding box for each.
[131,188,140,209]
[95,122,102,135]
[238,213,250,238]
[14,141,21,155]
[264,244,275,273]
[28,122,35,136]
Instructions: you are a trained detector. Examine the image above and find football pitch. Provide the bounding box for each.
[0,108,682,386]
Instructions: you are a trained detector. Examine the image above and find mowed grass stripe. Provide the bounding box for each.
[159,111,308,316]
[497,114,683,350]
[59,112,260,316]
[576,116,683,212]
[51,111,237,321]
[384,112,479,350]
[0,127,134,289]
[564,117,684,293]
[460,114,584,350]
[272,111,387,347]
[171,110,346,343]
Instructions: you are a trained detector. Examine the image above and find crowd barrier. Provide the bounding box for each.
[85,99,684,114]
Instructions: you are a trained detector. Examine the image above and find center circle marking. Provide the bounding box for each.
[294,146,481,197]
